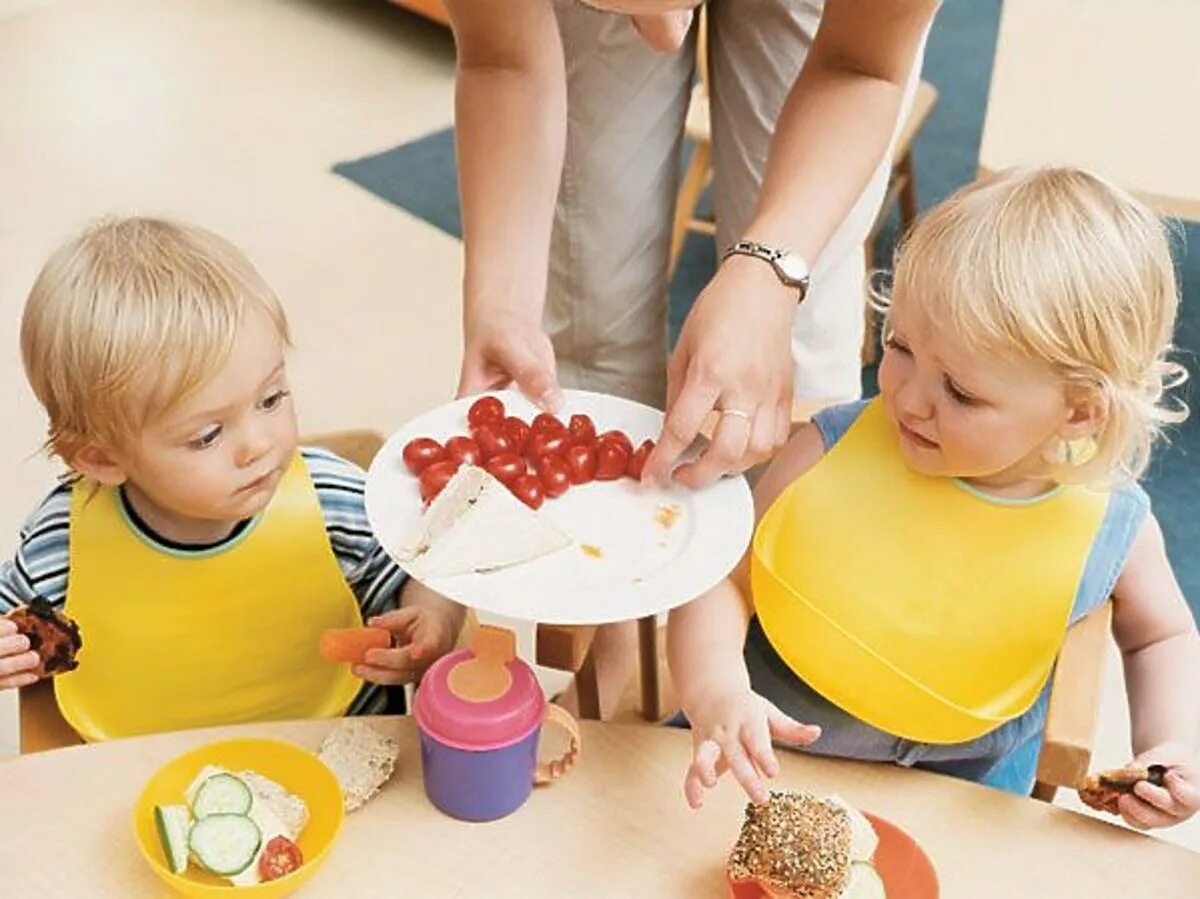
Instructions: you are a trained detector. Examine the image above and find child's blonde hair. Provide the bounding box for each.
[20,216,290,463]
[884,166,1186,483]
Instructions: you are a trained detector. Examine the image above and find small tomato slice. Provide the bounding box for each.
[510,474,545,510]
[567,413,596,446]
[467,396,505,428]
[628,439,655,481]
[258,836,303,882]
[419,459,460,503]
[531,412,565,434]
[401,437,445,476]
[597,429,633,457]
[444,435,483,467]
[526,429,568,461]
[537,454,572,498]
[472,424,514,460]
[595,441,630,481]
[502,417,532,455]
[485,452,526,487]
[563,443,597,485]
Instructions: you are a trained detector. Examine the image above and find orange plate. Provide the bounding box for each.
[727,812,938,899]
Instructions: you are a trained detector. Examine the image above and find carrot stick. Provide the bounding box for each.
[319,627,392,664]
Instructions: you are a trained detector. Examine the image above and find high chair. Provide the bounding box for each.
[669,7,940,365]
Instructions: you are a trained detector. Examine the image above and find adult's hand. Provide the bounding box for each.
[457,308,564,412]
[644,255,796,488]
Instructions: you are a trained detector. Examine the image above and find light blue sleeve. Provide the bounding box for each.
[811,399,872,451]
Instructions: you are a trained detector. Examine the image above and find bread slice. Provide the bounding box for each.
[318,720,401,812]
[395,465,571,579]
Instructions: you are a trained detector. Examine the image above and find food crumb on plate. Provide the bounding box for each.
[655,504,683,529]
[580,544,604,559]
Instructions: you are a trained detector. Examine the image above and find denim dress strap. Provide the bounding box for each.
[811,400,871,451]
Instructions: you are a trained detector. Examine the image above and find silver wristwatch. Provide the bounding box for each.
[721,239,810,302]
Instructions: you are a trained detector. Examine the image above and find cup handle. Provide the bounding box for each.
[534,704,581,785]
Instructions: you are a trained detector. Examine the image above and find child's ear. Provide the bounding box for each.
[1059,389,1106,442]
[70,443,128,486]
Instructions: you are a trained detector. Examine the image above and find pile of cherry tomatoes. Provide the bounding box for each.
[403,396,655,509]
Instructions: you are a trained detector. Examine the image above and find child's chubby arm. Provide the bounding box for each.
[352,580,466,687]
[668,423,828,809]
[1109,512,1200,830]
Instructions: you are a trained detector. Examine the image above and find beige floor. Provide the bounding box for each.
[0,0,1194,853]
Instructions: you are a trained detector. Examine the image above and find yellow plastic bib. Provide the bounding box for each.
[751,400,1109,744]
[56,454,363,741]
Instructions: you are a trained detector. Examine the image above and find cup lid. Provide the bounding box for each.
[414,625,546,751]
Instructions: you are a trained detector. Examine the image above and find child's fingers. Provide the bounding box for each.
[361,644,420,673]
[1117,794,1177,830]
[742,718,780,779]
[0,650,38,677]
[0,633,31,657]
[1165,770,1200,814]
[0,671,39,690]
[0,619,17,636]
[690,738,722,789]
[1132,779,1177,815]
[764,701,821,747]
[683,768,707,810]
[351,663,414,686]
[368,607,422,635]
[719,735,769,805]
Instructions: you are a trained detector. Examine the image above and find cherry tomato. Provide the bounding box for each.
[502,417,532,455]
[259,836,304,882]
[628,439,655,481]
[595,440,630,481]
[472,424,514,460]
[444,435,483,467]
[537,454,572,498]
[526,429,568,461]
[419,459,460,503]
[510,474,545,509]
[563,443,598,485]
[485,452,526,486]
[597,429,634,457]
[402,437,446,475]
[467,395,506,429]
[531,412,565,435]
[567,414,596,446]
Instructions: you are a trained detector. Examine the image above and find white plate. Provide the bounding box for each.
[365,389,754,625]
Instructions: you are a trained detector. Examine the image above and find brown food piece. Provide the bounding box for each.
[4,598,82,677]
[1077,764,1168,815]
[727,790,852,899]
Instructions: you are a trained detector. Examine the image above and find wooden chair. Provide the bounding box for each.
[669,7,940,365]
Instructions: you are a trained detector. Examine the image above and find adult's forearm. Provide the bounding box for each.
[1124,630,1200,756]
[744,64,906,266]
[455,65,566,324]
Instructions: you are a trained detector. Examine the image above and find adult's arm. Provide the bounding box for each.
[444,0,568,408]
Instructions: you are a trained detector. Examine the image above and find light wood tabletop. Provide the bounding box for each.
[0,717,1196,897]
[980,0,1200,221]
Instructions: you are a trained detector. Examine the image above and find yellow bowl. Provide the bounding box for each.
[133,738,344,898]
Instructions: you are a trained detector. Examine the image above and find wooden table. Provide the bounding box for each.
[980,0,1200,220]
[0,718,1195,897]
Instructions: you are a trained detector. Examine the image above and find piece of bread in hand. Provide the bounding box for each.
[3,597,82,677]
[1077,764,1167,815]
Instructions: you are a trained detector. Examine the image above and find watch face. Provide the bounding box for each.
[775,253,810,286]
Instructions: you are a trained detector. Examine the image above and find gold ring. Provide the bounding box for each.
[718,408,752,423]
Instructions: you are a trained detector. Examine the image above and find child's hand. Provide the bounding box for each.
[0,617,40,690]
[1116,745,1200,830]
[683,687,821,810]
[352,606,459,686]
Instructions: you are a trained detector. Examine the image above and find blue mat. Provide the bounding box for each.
[334,1,1198,617]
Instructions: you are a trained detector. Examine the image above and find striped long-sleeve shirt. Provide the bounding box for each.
[0,447,407,715]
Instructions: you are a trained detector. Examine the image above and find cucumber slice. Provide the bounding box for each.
[191,773,253,819]
[154,804,191,875]
[189,814,262,877]
[844,861,887,899]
